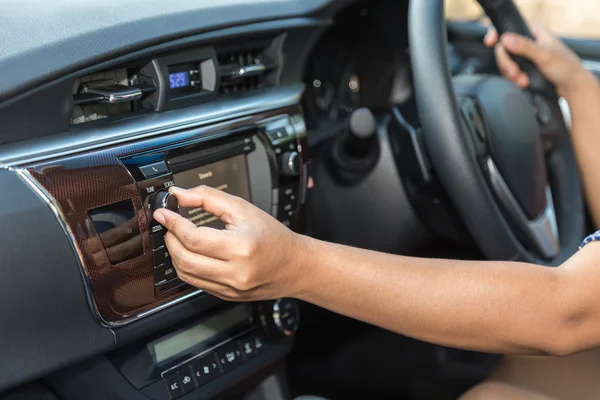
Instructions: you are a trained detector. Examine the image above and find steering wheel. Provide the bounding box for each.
[408,0,584,265]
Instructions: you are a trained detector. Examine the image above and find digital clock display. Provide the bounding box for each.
[169,71,190,89]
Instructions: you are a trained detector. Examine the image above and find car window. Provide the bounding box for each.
[446,0,600,39]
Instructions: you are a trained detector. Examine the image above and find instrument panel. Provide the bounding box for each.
[17,107,307,326]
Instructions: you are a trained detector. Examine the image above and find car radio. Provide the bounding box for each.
[109,299,299,400]
[20,106,307,326]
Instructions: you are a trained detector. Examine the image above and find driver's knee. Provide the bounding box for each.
[460,381,557,400]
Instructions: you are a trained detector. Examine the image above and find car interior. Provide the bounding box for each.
[1,0,599,399]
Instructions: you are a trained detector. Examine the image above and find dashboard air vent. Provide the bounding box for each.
[217,43,279,95]
[71,69,156,125]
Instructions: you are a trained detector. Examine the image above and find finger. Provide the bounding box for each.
[157,209,238,259]
[176,270,245,302]
[501,33,551,66]
[495,44,521,82]
[484,27,498,48]
[515,72,530,89]
[154,208,236,259]
[169,186,246,225]
[166,233,232,282]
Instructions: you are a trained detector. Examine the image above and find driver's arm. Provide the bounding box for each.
[485,26,600,228]
[154,186,600,357]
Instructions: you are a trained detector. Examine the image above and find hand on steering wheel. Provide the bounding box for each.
[484,24,587,99]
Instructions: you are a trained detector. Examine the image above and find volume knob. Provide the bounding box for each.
[281,151,300,176]
[257,298,300,339]
[150,190,179,213]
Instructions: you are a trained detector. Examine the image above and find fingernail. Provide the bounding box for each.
[169,186,184,194]
[153,210,166,225]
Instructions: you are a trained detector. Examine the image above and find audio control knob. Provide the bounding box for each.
[256,298,299,339]
[281,151,301,176]
[149,190,179,213]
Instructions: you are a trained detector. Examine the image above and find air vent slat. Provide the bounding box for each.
[217,43,278,96]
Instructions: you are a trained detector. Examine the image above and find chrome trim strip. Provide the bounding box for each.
[14,168,112,329]
[486,158,560,259]
[135,289,204,320]
[558,97,572,131]
[0,84,304,168]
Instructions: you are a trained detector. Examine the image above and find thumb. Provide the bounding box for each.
[501,33,550,66]
[169,185,244,225]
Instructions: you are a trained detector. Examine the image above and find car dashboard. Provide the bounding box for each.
[0,1,422,399]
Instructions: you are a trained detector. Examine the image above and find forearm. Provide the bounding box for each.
[562,69,600,228]
[295,236,598,355]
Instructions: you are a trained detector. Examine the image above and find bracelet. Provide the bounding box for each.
[579,230,600,249]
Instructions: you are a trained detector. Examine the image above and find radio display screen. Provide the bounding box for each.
[148,305,251,365]
[169,71,190,89]
[172,154,251,229]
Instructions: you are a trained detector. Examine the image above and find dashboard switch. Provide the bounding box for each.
[280,151,301,176]
[139,160,169,178]
[165,374,184,399]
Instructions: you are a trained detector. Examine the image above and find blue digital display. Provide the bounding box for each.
[169,72,190,89]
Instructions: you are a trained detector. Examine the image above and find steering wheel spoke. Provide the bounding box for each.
[485,158,559,259]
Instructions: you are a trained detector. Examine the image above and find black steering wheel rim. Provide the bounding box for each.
[408,0,584,265]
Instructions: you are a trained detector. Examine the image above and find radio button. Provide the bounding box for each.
[139,160,169,179]
[177,366,197,393]
[151,231,166,251]
[267,129,288,141]
[153,248,171,266]
[281,185,299,202]
[217,342,244,372]
[165,374,184,399]
[155,278,185,296]
[155,262,177,284]
[190,355,220,386]
[281,151,301,176]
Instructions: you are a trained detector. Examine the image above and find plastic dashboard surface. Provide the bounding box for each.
[0,0,348,102]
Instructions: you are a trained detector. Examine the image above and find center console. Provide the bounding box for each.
[15,105,307,399]
[19,106,307,327]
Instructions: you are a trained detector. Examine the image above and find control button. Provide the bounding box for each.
[151,231,166,251]
[150,190,179,213]
[267,129,288,141]
[253,335,265,352]
[191,355,220,386]
[239,334,266,359]
[140,160,169,179]
[274,298,300,336]
[153,247,170,266]
[151,223,164,234]
[178,366,197,393]
[281,151,301,176]
[155,278,185,296]
[217,342,244,372]
[281,185,299,203]
[165,374,184,399]
[155,262,177,284]
[278,209,296,222]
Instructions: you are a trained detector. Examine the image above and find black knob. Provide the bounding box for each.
[256,298,299,339]
[345,107,377,158]
[150,190,179,213]
[281,151,301,176]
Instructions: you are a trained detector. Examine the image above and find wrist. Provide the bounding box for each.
[284,233,322,300]
[558,67,598,100]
